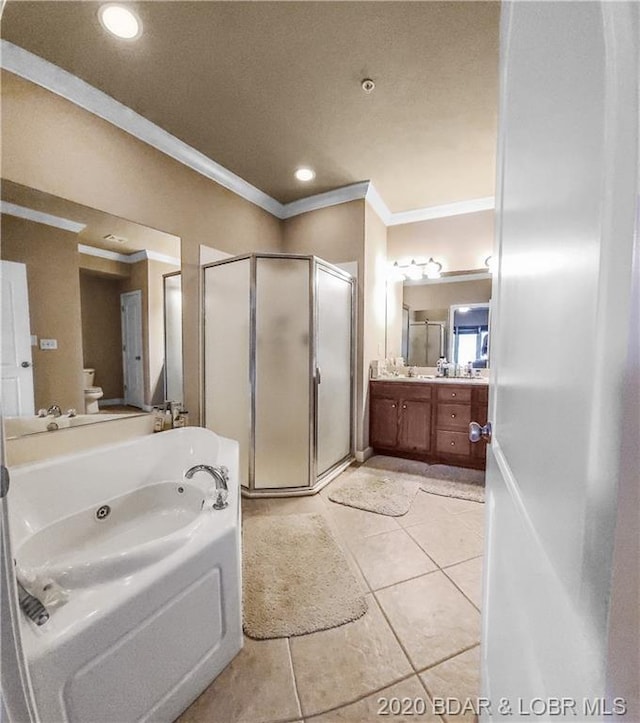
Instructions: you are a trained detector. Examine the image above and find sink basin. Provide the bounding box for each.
[16,481,205,588]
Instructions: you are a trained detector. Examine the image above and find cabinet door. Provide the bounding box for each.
[370,397,399,449]
[398,400,432,453]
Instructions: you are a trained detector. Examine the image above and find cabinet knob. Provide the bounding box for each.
[450,441,455,446]
[402,404,407,409]
[452,392,457,397]
[451,413,456,418]
[391,404,396,408]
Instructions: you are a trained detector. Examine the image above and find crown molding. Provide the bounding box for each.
[280,181,370,219]
[1,41,283,218]
[1,200,86,233]
[365,183,392,225]
[387,196,495,226]
[78,244,180,265]
[2,41,494,227]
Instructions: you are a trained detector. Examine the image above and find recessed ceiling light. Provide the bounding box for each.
[99,4,142,40]
[294,168,315,182]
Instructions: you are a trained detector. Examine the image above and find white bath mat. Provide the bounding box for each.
[242,513,367,639]
[328,469,421,516]
[364,456,485,503]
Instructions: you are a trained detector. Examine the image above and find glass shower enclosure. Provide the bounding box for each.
[203,254,355,496]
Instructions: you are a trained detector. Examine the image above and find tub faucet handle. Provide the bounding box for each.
[185,464,229,510]
[206,485,228,510]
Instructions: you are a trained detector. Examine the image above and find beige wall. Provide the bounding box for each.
[79,272,124,400]
[79,254,129,278]
[282,201,365,263]
[403,278,492,315]
[2,71,282,423]
[388,210,495,273]
[1,215,84,412]
[362,203,389,450]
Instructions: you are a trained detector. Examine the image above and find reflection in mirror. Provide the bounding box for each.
[401,275,492,368]
[406,311,446,366]
[449,303,490,367]
[0,180,182,438]
[163,272,183,403]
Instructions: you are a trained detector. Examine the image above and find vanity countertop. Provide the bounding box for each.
[371,376,488,385]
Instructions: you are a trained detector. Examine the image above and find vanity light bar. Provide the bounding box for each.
[390,257,443,281]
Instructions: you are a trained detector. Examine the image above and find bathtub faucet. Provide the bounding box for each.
[46,404,62,418]
[185,464,229,510]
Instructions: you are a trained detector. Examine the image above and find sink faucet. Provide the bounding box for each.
[184,464,229,510]
[46,404,62,418]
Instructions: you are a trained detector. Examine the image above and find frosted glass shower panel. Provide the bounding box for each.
[203,259,251,487]
[254,257,311,489]
[163,273,183,403]
[316,266,352,476]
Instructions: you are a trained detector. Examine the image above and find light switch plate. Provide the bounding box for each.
[40,339,58,350]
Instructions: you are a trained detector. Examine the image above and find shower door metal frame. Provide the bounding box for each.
[202,253,355,496]
[312,257,356,486]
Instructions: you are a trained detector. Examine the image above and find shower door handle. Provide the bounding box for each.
[316,367,321,384]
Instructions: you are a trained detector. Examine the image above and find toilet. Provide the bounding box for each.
[83,369,104,414]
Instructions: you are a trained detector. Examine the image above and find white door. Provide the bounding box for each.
[480,2,638,718]
[0,261,35,416]
[121,290,144,409]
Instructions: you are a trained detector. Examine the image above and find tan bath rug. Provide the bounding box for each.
[242,513,367,639]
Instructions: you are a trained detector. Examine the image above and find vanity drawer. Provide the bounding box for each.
[436,430,471,456]
[370,382,432,400]
[436,386,472,403]
[437,403,471,430]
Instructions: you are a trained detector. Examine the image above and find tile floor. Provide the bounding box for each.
[178,463,485,723]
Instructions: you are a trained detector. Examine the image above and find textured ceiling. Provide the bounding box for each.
[2,181,181,257]
[1,1,500,213]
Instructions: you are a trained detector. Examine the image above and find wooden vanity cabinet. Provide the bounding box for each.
[369,383,431,455]
[369,380,488,470]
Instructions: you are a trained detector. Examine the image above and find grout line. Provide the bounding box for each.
[369,590,422,675]
[415,675,447,723]
[440,553,484,571]
[302,671,418,721]
[439,566,482,614]
[416,642,481,675]
[372,567,441,593]
[286,636,304,722]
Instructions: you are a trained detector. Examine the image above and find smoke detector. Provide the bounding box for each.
[361,78,375,94]
[103,234,127,244]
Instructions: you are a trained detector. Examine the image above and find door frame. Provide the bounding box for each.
[120,290,144,409]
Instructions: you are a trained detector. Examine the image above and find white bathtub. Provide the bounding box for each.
[8,427,242,723]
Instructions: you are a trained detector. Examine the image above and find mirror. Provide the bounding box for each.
[449,303,490,367]
[401,275,492,368]
[0,180,182,438]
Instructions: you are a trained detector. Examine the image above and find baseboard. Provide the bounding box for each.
[99,398,124,407]
[355,446,374,463]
